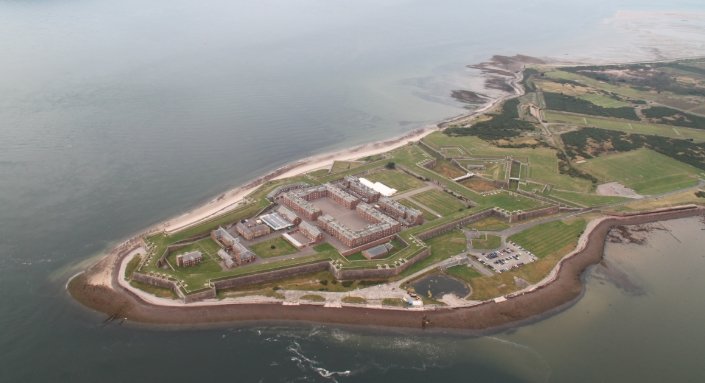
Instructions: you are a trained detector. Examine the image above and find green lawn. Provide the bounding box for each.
[411,189,466,216]
[471,234,501,249]
[481,191,544,211]
[398,230,467,277]
[250,237,298,258]
[445,265,482,283]
[509,219,586,259]
[545,111,705,142]
[364,169,427,192]
[579,149,701,195]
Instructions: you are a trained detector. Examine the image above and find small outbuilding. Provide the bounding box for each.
[362,242,394,260]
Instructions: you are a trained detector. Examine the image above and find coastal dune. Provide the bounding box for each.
[69,205,704,331]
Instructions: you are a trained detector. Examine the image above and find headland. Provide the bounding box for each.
[69,55,705,331]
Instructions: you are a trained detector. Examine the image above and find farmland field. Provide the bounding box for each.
[578,149,701,195]
[509,219,586,259]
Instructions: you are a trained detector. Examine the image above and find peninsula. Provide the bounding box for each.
[69,56,705,330]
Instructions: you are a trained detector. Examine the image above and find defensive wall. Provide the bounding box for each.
[211,260,331,290]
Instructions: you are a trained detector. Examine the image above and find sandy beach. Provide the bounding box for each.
[160,62,524,235]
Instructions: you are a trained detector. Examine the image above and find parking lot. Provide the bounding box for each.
[472,241,537,273]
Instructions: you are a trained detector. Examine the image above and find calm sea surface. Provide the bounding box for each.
[1,1,705,381]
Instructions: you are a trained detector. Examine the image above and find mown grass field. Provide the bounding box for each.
[545,111,705,142]
[250,237,298,258]
[364,169,426,192]
[467,217,589,300]
[411,189,466,216]
[579,149,701,195]
[509,219,586,259]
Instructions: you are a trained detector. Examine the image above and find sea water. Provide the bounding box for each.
[1,1,705,381]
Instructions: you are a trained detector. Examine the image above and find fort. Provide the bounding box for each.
[73,58,705,319]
